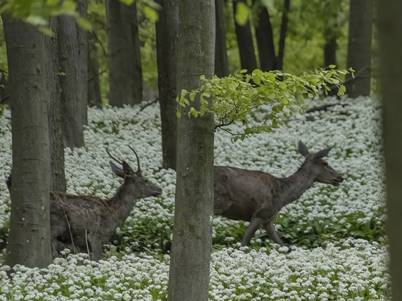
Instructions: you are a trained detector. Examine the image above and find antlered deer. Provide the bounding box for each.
[7,147,161,259]
[214,141,343,246]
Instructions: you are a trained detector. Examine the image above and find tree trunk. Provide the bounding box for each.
[346,0,373,97]
[215,0,229,76]
[3,16,52,267]
[378,1,402,300]
[47,19,67,193]
[57,13,86,148]
[167,0,215,300]
[277,0,290,70]
[77,0,89,124]
[107,0,143,106]
[324,34,337,67]
[156,0,178,170]
[0,70,7,103]
[254,1,276,71]
[88,34,102,108]
[232,0,257,72]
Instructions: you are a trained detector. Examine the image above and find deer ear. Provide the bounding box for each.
[298,141,309,157]
[314,147,332,159]
[122,161,136,175]
[110,161,124,178]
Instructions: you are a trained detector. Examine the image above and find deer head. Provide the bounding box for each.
[298,141,344,186]
[107,147,162,199]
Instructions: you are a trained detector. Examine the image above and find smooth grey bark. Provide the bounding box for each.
[277,0,290,70]
[378,1,402,300]
[346,0,373,97]
[254,1,276,71]
[47,19,67,192]
[232,0,257,72]
[3,16,52,267]
[57,11,86,148]
[167,0,215,300]
[156,0,178,170]
[88,34,102,108]
[107,0,143,106]
[215,0,229,76]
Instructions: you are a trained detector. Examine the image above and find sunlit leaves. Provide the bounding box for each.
[177,67,349,139]
[235,2,249,25]
[143,6,158,22]
[1,0,160,31]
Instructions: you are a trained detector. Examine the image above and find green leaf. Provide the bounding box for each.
[337,85,346,96]
[235,2,249,26]
[119,0,135,5]
[77,17,92,31]
[143,6,158,23]
[25,15,48,26]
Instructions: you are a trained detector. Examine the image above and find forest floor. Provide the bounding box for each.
[0,97,389,300]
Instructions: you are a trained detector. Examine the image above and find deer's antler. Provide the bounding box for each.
[106,148,123,165]
[128,146,141,173]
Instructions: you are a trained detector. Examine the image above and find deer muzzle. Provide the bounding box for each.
[332,176,344,186]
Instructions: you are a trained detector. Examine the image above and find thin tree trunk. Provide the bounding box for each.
[88,34,102,108]
[378,1,402,300]
[232,0,257,72]
[215,0,229,76]
[324,33,337,67]
[156,0,178,170]
[57,14,86,148]
[346,0,373,97]
[0,70,6,103]
[254,1,276,71]
[47,19,66,192]
[3,16,52,267]
[277,0,290,70]
[167,0,215,299]
[77,0,89,124]
[107,0,143,106]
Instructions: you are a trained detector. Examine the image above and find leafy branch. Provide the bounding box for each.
[177,67,350,139]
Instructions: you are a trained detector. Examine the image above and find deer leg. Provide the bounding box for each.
[241,218,264,246]
[263,221,284,245]
[88,233,103,260]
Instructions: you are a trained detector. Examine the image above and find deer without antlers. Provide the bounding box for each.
[7,147,161,259]
[213,141,343,246]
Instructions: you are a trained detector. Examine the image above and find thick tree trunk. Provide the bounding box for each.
[215,0,229,76]
[88,34,102,107]
[167,0,215,300]
[3,16,52,267]
[378,1,402,300]
[346,0,373,97]
[156,0,178,170]
[324,34,337,67]
[57,13,86,148]
[277,0,290,70]
[107,0,143,106]
[254,1,276,71]
[232,0,257,72]
[47,19,67,192]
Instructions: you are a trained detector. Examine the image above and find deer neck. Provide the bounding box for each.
[278,162,316,207]
[108,183,137,223]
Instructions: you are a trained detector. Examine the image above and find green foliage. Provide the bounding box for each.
[0,0,82,33]
[177,68,349,139]
[235,1,249,26]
